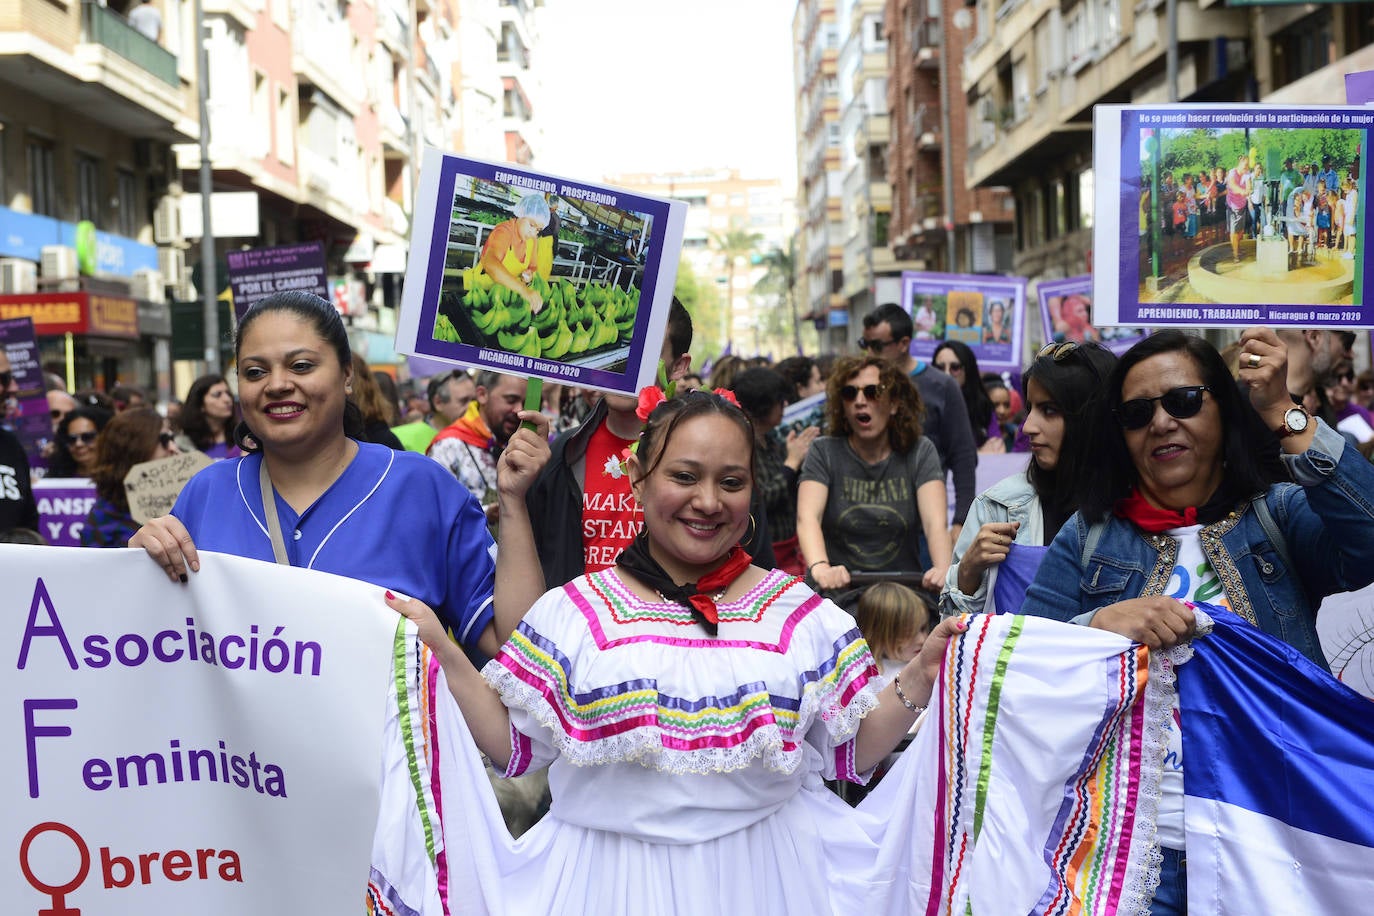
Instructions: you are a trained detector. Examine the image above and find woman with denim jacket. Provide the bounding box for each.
[1021,328,1374,916]
[941,342,1116,616]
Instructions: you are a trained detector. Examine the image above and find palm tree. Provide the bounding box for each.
[709,229,762,350]
[753,240,801,356]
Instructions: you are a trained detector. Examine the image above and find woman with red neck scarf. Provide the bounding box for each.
[390,388,965,915]
[1020,327,1374,916]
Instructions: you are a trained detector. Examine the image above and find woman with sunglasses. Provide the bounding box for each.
[1325,364,1374,446]
[80,408,180,547]
[1021,328,1374,916]
[48,405,112,478]
[932,340,1000,453]
[796,354,951,604]
[941,341,1116,616]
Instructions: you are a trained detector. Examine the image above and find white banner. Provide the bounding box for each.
[2,547,398,913]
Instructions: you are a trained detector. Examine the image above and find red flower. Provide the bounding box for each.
[636,385,667,421]
[713,388,740,408]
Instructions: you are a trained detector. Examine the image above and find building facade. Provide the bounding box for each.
[607,168,793,358]
[885,0,1014,283]
[0,0,550,398]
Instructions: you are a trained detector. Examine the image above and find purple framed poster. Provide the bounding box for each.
[1093,104,1370,328]
[226,241,330,322]
[899,271,1027,374]
[0,317,52,467]
[397,150,687,397]
[1036,275,1148,354]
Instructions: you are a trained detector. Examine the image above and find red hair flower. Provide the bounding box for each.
[713,388,740,408]
[636,385,667,421]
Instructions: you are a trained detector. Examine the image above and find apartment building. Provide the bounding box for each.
[838,0,924,322]
[885,0,1014,282]
[608,168,793,357]
[959,0,1373,291]
[793,0,847,349]
[0,0,548,395]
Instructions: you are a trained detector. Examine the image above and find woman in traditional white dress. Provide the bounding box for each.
[390,388,964,916]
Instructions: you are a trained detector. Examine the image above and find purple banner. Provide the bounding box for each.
[0,317,53,468]
[899,271,1028,374]
[1036,275,1148,354]
[226,242,330,322]
[1101,105,1370,328]
[397,152,687,398]
[33,477,96,546]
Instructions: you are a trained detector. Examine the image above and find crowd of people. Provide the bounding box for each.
[2,290,1372,913]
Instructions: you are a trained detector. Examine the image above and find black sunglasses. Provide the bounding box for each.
[856,337,897,351]
[934,360,963,373]
[1333,369,1356,384]
[1115,386,1211,430]
[159,431,175,448]
[62,431,98,446]
[840,383,886,401]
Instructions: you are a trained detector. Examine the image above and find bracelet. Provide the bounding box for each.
[808,560,829,572]
[892,672,925,714]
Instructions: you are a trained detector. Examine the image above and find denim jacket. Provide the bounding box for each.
[1020,421,1374,669]
[940,472,1043,617]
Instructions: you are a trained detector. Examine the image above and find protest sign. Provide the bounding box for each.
[123,451,214,524]
[397,150,688,397]
[1036,275,1148,354]
[779,391,826,438]
[899,272,1028,374]
[1094,104,1371,328]
[225,242,329,322]
[3,548,396,913]
[33,478,96,546]
[0,318,52,468]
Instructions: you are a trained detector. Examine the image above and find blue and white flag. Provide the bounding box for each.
[1180,607,1374,913]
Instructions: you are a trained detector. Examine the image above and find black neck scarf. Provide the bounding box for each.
[616,532,752,637]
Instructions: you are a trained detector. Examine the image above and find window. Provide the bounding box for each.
[827,122,841,146]
[1050,177,1066,239]
[1077,168,1094,230]
[115,169,138,238]
[28,139,57,217]
[1271,10,1334,91]
[276,86,295,166]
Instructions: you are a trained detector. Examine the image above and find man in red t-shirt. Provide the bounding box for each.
[526,300,693,585]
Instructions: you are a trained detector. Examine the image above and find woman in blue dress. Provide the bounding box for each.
[130,291,547,657]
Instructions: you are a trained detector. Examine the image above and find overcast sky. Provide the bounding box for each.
[536,0,798,189]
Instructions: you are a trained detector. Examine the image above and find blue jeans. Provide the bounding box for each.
[1150,846,1187,915]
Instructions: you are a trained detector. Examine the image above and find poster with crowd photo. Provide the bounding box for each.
[397,150,687,397]
[1036,276,1148,354]
[1093,104,1371,328]
[899,271,1027,374]
[0,317,53,468]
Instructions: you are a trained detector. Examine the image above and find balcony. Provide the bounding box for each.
[82,1,178,87]
[914,20,940,69]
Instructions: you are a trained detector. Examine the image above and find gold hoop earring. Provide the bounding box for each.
[740,512,757,546]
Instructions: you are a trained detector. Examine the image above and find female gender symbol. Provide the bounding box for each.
[19,821,90,916]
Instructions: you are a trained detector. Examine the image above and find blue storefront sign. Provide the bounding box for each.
[0,206,157,277]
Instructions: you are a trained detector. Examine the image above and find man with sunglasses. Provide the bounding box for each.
[859,303,977,544]
[0,349,38,534]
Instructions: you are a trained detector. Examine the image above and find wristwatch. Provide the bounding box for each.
[1275,406,1311,439]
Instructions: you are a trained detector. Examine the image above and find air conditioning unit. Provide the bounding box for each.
[157,247,186,287]
[153,196,183,244]
[41,245,79,281]
[131,268,165,304]
[0,259,38,294]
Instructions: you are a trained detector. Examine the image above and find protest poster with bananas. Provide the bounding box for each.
[397,150,687,397]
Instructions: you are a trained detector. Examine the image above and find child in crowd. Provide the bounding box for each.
[856,581,931,680]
